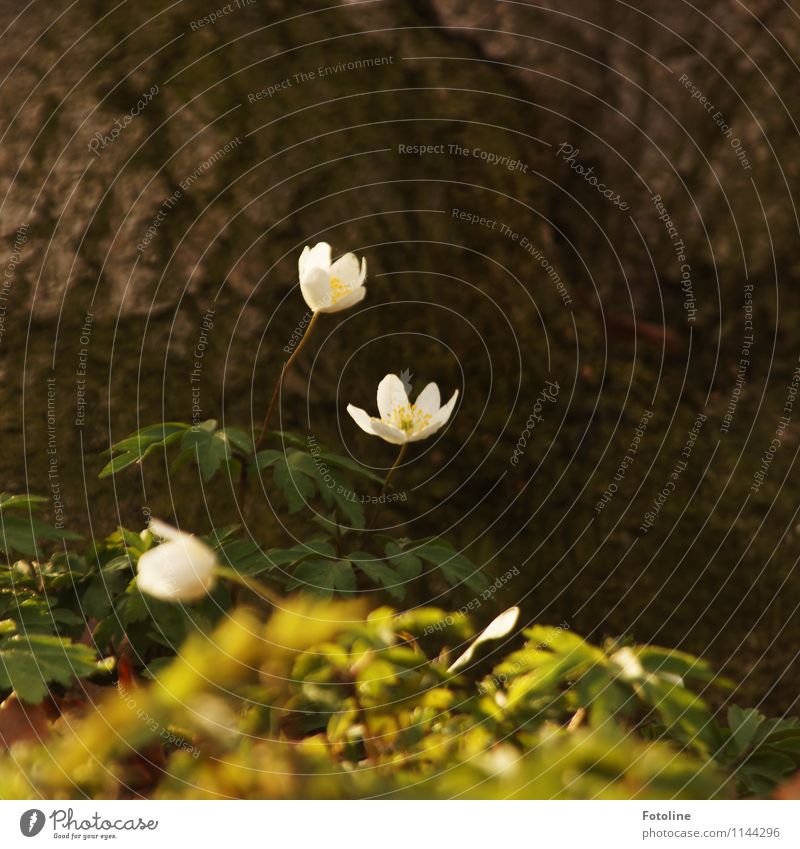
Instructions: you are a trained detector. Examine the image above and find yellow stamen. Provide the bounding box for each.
[329,276,350,303]
[387,403,432,434]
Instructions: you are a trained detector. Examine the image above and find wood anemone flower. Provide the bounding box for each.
[299,241,367,313]
[136,519,217,602]
[347,373,459,445]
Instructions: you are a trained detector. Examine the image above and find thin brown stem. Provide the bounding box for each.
[239,312,320,515]
[367,442,408,530]
[255,311,320,451]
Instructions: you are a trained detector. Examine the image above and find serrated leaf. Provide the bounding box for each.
[322,470,365,528]
[385,542,423,580]
[100,423,189,478]
[249,449,283,473]
[219,427,254,456]
[0,633,100,703]
[181,421,232,482]
[729,706,763,753]
[274,454,316,513]
[292,559,357,598]
[0,514,81,558]
[350,552,404,599]
[416,542,488,590]
[315,452,384,484]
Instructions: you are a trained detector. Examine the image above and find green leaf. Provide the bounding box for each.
[180,420,232,482]
[0,493,48,510]
[215,538,276,576]
[100,422,189,478]
[415,541,488,590]
[385,542,423,580]
[739,750,797,788]
[314,452,384,484]
[728,706,764,753]
[292,559,357,598]
[637,646,717,684]
[274,453,316,513]
[0,514,81,558]
[269,431,307,447]
[219,427,254,456]
[322,469,365,528]
[250,449,283,472]
[0,633,100,703]
[350,552,404,599]
[640,678,718,753]
[264,542,336,567]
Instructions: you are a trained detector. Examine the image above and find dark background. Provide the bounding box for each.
[0,0,798,712]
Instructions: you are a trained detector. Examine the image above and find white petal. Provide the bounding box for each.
[369,419,408,445]
[299,242,331,279]
[408,389,458,441]
[377,374,409,420]
[414,382,441,416]
[148,518,183,542]
[448,606,520,673]
[137,536,217,602]
[316,285,366,314]
[299,266,331,312]
[478,606,520,642]
[330,252,362,288]
[435,388,459,424]
[347,404,379,436]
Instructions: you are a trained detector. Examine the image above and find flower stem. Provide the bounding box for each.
[367,443,408,530]
[216,565,282,607]
[255,311,320,451]
[239,311,320,513]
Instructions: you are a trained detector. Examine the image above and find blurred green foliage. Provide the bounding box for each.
[0,585,796,799]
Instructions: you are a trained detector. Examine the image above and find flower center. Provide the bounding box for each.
[329,275,350,303]
[387,403,432,434]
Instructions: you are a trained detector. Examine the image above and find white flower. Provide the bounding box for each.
[347,373,459,445]
[299,241,367,313]
[448,606,520,673]
[136,519,217,602]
